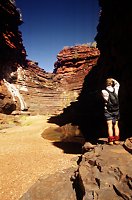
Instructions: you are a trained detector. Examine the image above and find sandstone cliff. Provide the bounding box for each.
[19,45,99,115]
[0,0,26,113]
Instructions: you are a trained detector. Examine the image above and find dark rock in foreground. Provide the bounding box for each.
[20,142,132,200]
[20,168,77,200]
[77,143,132,199]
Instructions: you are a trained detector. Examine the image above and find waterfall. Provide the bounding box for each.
[3,79,27,111]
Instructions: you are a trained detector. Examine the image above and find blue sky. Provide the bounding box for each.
[16,0,100,72]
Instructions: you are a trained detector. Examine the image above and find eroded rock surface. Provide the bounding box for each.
[0,45,99,116]
[19,142,132,200]
[0,0,26,114]
[74,143,132,200]
[20,168,77,200]
[21,46,99,115]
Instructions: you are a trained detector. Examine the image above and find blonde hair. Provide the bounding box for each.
[106,78,114,87]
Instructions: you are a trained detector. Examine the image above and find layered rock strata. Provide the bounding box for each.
[54,44,99,91]
[18,45,100,115]
[0,0,27,114]
[0,0,26,68]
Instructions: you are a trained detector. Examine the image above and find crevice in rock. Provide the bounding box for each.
[113,185,130,200]
[95,177,101,189]
[71,170,85,200]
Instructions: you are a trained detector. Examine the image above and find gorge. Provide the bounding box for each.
[0,0,131,200]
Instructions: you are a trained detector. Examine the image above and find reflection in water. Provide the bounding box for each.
[41,124,85,154]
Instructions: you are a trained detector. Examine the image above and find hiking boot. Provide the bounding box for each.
[114,141,120,145]
[114,135,120,145]
[108,141,114,145]
[108,136,114,145]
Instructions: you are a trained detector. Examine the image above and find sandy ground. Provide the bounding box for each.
[0,115,79,200]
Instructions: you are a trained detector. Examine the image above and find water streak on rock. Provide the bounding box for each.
[3,79,27,111]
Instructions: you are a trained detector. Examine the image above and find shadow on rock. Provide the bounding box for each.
[48,63,131,144]
[48,67,107,144]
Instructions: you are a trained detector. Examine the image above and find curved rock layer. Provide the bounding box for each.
[18,45,99,115]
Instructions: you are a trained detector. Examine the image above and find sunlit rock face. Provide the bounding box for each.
[20,45,100,115]
[0,0,27,114]
[54,44,100,91]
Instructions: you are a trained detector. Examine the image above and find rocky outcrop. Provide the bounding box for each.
[0,0,26,68]
[54,44,99,74]
[74,143,132,200]
[18,60,62,115]
[20,168,77,200]
[123,137,132,154]
[54,44,99,91]
[0,0,27,114]
[19,142,132,200]
[18,45,99,115]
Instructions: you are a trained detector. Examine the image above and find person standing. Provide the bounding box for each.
[102,78,120,145]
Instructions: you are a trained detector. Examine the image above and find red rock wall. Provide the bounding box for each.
[0,0,26,69]
[19,46,99,115]
[54,45,99,92]
[0,0,27,114]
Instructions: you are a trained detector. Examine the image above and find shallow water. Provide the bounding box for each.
[41,124,85,144]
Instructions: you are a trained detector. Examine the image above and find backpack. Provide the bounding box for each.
[105,88,119,112]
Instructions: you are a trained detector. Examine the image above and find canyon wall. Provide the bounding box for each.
[20,46,99,115]
[1,0,131,140]
[0,1,132,200]
[0,0,100,115]
[0,0,26,114]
